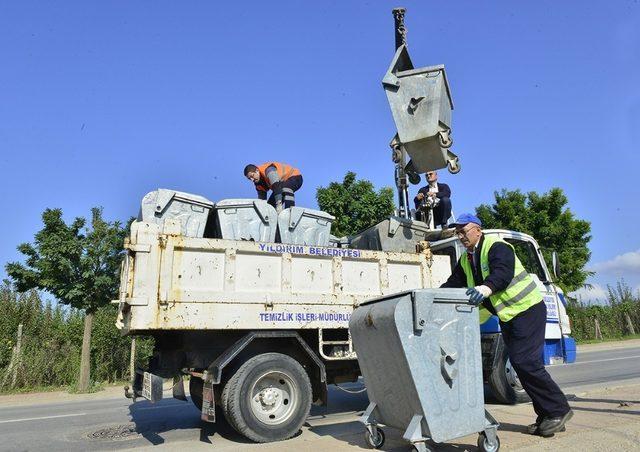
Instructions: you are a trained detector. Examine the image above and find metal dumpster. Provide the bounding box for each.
[213,199,278,242]
[277,207,334,246]
[349,216,453,253]
[139,189,215,238]
[383,44,459,175]
[329,234,350,248]
[349,289,500,452]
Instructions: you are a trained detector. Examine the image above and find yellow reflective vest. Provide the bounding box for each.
[460,235,541,324]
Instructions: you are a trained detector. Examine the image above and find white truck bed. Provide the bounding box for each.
[116,220,451,333]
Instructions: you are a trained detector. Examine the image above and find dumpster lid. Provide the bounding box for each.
[382,44,454,110]
[151,189,215,213]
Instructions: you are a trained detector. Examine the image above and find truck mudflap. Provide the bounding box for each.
[125,370,164,403]
[201,379,216,423]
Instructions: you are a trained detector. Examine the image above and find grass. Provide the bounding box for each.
[577,334,640,345]
[0,384,69,395]
[0,379,130,396]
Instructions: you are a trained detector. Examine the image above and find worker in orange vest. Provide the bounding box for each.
[244,162,303,212]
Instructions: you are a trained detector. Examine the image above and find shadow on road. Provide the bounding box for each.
[568,396,640,416]
[309,384,369,420]
[127,396,251,446]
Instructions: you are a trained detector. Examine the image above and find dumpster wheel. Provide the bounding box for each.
[447,159,461,174]
[364,426,385,449]
[477,432,500,452]
[438,130,453,149]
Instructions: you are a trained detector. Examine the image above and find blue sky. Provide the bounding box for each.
[1,1,639,302]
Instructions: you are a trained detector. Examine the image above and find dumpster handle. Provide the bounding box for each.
[432,298,475,305]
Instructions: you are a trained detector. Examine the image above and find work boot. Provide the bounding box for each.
[526,422,565,436]
[526,416,544,435]
[538,410,573,437]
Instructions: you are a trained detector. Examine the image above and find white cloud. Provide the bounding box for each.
[569,284,609,304]
[590,249,640,274]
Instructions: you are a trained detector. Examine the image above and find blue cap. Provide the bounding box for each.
[450,213,482,228]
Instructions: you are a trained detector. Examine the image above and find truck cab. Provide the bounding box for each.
[430,229,576,403]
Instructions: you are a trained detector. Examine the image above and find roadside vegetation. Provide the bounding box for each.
[0,282,153,393]
[567,282,640,342]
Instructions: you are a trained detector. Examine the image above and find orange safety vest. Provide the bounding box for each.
[256,162,301,192]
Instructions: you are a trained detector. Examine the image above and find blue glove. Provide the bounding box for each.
[465,286,491,306]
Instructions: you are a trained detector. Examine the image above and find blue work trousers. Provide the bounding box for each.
[500,301,571,418]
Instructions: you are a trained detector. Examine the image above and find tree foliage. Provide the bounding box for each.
[6,207,127,312]
[475,188,591,292]
[5,207,128,391]
[316,172,395,237]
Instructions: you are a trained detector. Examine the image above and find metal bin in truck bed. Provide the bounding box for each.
[349,216,451,253]
[349,288,500,452]
[277,207,334,246]
[139,189,215,238]
[213,199,278,242]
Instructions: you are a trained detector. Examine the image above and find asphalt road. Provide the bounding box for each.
[1,343,639,452]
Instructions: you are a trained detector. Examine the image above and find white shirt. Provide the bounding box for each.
[428,181,441,207]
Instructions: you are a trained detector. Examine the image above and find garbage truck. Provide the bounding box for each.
[115,196,454,443]
[114,193,575,443]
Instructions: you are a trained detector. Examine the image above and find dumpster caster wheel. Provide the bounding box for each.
[447,159,460,174]
[408,172,421,185]
[477,432,500,452]
[438,132,453,149]
[365,426,385,449]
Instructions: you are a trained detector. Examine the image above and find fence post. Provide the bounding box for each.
[10,324,23,388]
[625,313,636,336]
[1,324,24,389]
[594,317,603,341]
[129,337,137,382]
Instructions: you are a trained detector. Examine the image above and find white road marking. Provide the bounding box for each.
[0,412,87,424]
[569,355,640,365]
[134,404,187,411]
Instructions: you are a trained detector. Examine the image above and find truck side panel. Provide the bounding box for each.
[117,220,452,333]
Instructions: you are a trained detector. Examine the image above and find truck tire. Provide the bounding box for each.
[189,377,203,411]
[488,345,530,404]
[220,352,312,443]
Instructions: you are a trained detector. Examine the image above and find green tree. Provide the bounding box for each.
[476,188,592,293]
[316,171,395,237]
[6,207,127,392]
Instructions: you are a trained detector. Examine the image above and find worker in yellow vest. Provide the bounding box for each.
[244,162,303,213]
[441,213,572,437]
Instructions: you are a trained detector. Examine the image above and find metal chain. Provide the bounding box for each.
[334,383,367,394]
[393,8,407,46]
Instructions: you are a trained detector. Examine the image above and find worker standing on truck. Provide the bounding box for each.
[244,162,303,213]
[414,170,452,229]
[440,213,573,437]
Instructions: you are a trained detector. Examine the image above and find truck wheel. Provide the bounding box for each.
[220,352,312,443]
[488,346,530,404]
[189,376,203,411]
